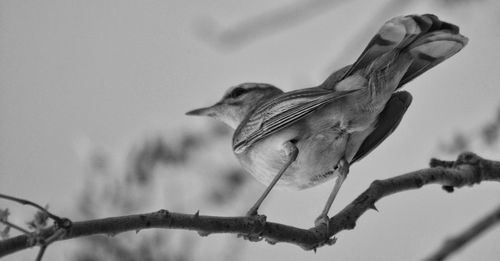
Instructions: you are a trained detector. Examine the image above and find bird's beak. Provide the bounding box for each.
[185,103,220,117]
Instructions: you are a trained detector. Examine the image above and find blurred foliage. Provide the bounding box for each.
[439,106,500,155]
[26,206,49,233]
[72,122,257,261]
[0,209,11,239]
[437,0,487,7]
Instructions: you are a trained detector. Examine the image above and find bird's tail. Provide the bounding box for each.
[339,14,468,88]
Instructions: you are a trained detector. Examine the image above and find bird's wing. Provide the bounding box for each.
[350,91,413,163]
[233,88,359,153]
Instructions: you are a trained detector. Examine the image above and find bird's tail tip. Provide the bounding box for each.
[393,14,468,61]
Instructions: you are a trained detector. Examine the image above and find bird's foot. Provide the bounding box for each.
[312,214,335,245]
[314,214,330,230]
[307,214,336,248]
[237,209,267,242]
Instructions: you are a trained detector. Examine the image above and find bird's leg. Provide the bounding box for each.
[314,158,350,227]
[246,141,298,217]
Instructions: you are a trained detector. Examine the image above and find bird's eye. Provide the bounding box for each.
[228,87,248,99]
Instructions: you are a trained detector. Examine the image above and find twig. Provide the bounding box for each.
[0,152,498,258]
[0,194,63,225]
[0,220,31,236]
[424,203,500,261]
[0,194,72,260]
[35,245,47,261]
[35,228,66,261]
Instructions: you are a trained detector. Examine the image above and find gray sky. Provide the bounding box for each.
[1,0,500,260]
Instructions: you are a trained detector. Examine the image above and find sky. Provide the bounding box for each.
[1,0,500,260]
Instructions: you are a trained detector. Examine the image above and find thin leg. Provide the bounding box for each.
[315,158,350,227]
[246,141,298,216]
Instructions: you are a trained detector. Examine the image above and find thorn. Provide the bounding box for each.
[194,210,200,219]
[135,229,141,234]
[313,247,317,253]
[347,221,356,229]
[107,232,116,237]
[198,231,210,237]
[442,185,454,193]
[369,204,378,212]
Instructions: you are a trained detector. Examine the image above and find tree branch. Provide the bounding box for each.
[1,152,499,258]
[194,0,346,49]
[424,202,500,261]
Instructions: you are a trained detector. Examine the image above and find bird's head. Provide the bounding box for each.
[186,83,282,129]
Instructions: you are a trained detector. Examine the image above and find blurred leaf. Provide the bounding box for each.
[0,225,10,239]
[481,123,499,145]
[439,105,500,154]
[0,208,9,222]
[27,205,49,232]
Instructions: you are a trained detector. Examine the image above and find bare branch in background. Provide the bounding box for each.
[1,152,499,258]
[193,0,347,50]
[424,203,500,261]
[437,0,488,7]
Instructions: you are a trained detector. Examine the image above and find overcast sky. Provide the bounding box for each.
[1,0,500,260]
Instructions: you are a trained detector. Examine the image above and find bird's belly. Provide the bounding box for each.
[238,126,348,190]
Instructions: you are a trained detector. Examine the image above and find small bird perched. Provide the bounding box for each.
[187,14,467,229]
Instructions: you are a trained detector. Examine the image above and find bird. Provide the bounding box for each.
[186,14,468,229]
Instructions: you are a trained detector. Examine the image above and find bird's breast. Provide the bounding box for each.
[236,123,349,190]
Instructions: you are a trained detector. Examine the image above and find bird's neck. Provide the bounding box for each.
[219,92,281,130]
[217,102,261,130]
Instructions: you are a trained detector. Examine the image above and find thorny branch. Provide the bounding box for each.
[0,152,499,259]
[0,194,72,261]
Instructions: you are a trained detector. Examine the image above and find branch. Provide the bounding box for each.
[0,194,64,224]
[194,0,346,49]
[0,152,499,258]
[0,194,71,260]
[424,203,500,261]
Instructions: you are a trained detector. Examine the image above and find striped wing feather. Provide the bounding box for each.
[233,88,358,153]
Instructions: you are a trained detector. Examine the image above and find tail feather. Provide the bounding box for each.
[400,28,467,86]
[334,14,468,87]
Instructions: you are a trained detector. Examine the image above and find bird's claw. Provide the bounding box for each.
[246,207,259,217]
[238,210,267,242]
[308,214,336,248]
[313,214,332,241]
[314,214,330,229]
